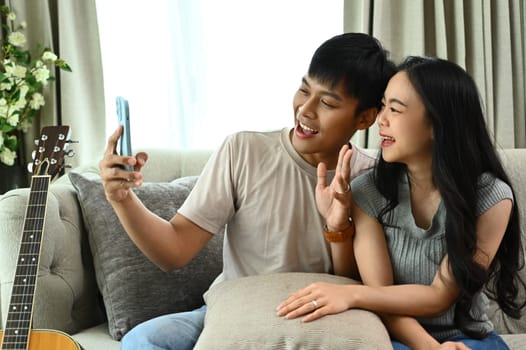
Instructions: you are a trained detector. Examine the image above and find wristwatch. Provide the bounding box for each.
[323,220,355,243]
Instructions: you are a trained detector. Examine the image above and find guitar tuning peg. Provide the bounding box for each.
[27,162,33,173]
[67,140,79,144]
[66,149,76,157]
[34,139,39,146]
[63,164,73,170]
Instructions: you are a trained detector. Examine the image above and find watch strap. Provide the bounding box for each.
[323,221,355,243]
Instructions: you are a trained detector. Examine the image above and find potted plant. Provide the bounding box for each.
[0,5,71,193]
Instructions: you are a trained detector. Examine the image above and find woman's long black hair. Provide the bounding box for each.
[375,56,525,338]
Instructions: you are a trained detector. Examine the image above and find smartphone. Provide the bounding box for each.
[116,96,133,171]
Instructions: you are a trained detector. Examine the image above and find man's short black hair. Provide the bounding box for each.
[308,33,396,115]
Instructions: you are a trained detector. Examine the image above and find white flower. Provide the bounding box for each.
[7,12,16,21]
[8,31,26,47]
[0,82,12,90]
[11,84,30,112]
[20,21,26,29]
[5,62,26,79]
[14,97,27,112]
[0,105,7,119]
[6,110,19,126]
[29,93,45,109]
[42,51,57,62]
[0,147,17,166]
[33,66,50,85]
[18,84,29,99]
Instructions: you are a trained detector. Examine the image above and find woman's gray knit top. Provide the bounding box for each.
[351,169,513,341]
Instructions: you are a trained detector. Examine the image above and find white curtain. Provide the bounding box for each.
[96,0,343,151]
[345,0,526,149]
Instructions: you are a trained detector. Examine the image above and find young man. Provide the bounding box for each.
[99,32,396,350]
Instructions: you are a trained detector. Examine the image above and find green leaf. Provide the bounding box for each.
[5,134,18,150]
[56,59,72,72]
[2,124,15,133]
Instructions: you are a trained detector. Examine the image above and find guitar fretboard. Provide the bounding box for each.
[2,175,50,350]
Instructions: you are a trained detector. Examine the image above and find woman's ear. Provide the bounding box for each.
[355,107,377,130]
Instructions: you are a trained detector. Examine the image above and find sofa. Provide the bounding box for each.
[1,148,525,350]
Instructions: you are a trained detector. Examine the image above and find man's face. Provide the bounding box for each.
[291,75,361,169]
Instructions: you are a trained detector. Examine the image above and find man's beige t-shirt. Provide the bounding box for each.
[178,128,375,286]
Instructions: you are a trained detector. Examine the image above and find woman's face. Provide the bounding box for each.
[377,71,433,165]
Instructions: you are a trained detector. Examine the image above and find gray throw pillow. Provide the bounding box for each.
[195,272,392,350]
[69,172,223,340]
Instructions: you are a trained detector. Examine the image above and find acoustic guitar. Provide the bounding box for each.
[0,126,81,350]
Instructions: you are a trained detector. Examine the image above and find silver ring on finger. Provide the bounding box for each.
[345,182,350,193]
[311,299,318,309]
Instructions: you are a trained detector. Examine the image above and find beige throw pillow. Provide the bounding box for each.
[195,272,392,350]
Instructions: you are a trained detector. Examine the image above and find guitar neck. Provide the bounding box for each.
[2,175,50,350]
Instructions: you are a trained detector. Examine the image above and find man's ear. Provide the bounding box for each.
[355,107,377,130]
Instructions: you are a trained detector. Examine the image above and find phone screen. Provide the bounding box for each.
[116,96,133,170]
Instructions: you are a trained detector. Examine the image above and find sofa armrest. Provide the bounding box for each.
[0,182,105,334]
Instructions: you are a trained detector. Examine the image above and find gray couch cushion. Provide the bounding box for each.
[196,272,392,350]
[69,173,223,340]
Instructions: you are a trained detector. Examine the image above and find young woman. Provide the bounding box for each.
[277,56,525,349]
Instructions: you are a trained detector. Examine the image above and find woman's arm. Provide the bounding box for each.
[276,202,393,318]
[343,198,513,316]
[315,144,357,278]
[278,199,512,319]
[277,202,445,349]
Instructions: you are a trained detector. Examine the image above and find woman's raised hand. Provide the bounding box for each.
[315,144,353,231]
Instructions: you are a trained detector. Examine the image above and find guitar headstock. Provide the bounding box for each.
[31,126,71,179]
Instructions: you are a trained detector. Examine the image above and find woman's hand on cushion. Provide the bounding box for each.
[276,282,352,322]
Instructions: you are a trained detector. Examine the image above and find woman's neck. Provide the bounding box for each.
[406,161,435,192]
[406,161,441,229]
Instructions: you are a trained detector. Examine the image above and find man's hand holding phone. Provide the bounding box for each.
[99,126,148,202]
[99,97,148,202]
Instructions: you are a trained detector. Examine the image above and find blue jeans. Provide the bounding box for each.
[392,331,509,350]
[120,305,207,350]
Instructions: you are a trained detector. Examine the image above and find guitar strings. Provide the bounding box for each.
[14,175,48,347]
[9,133,58,348]
[10,176,40,346]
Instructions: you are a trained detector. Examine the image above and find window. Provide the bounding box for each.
[96,0,343,150]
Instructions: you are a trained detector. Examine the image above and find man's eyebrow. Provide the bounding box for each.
[302,77,343,101]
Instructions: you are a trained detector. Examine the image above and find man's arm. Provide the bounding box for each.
[99,126,213,271]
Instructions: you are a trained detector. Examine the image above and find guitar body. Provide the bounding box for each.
[0,329,81,350]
